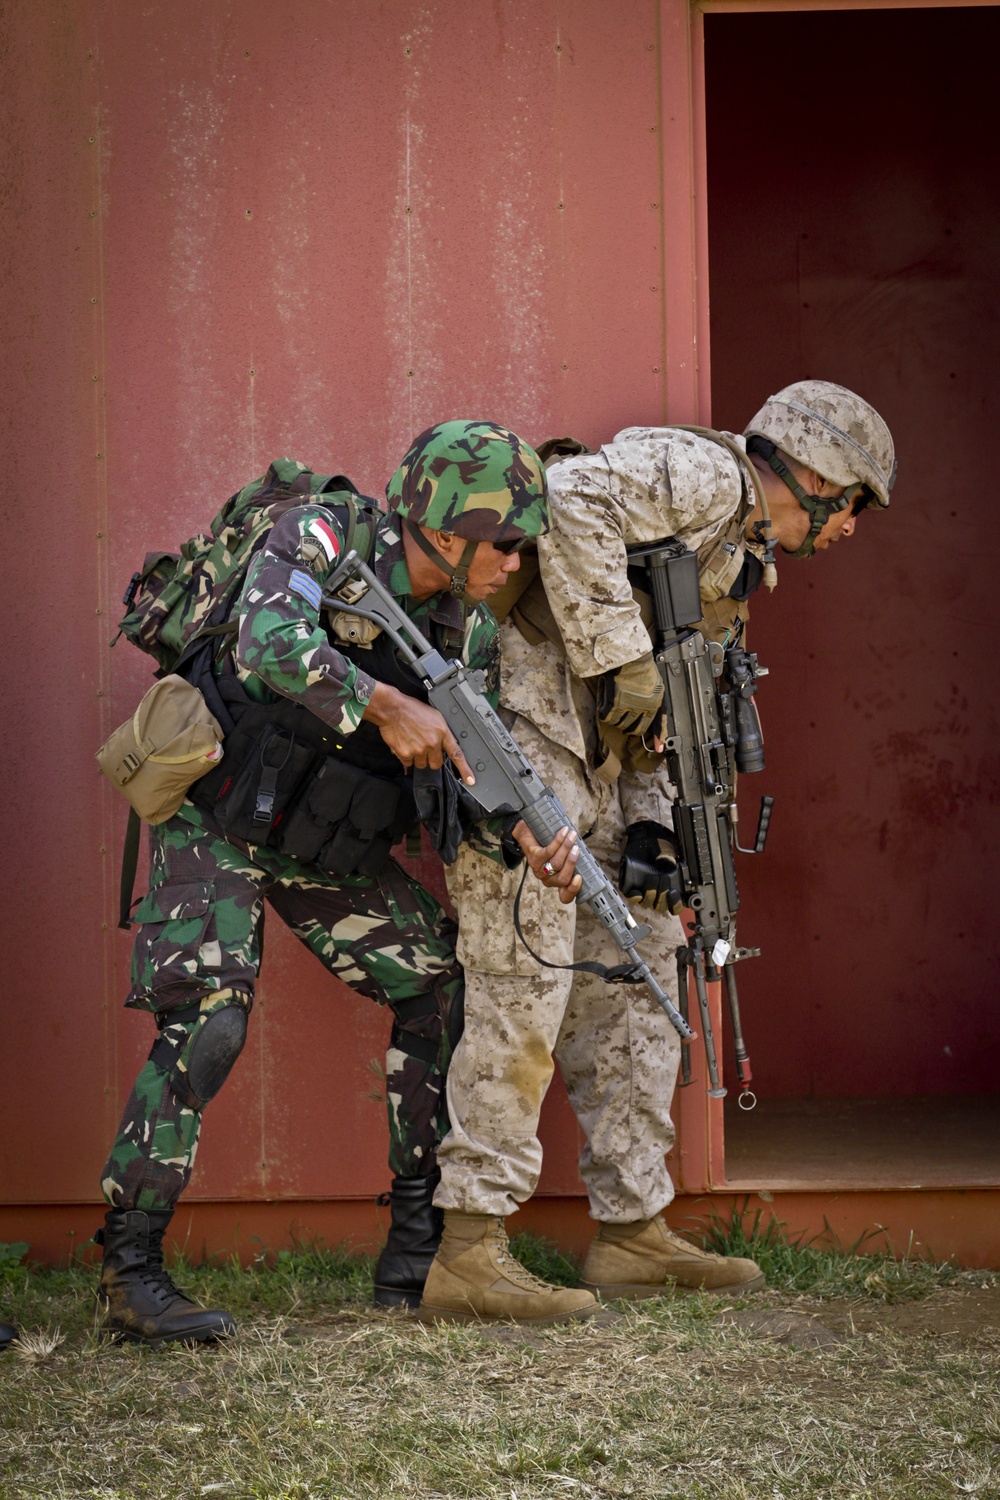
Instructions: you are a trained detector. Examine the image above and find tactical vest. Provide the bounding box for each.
[185,519,467,881]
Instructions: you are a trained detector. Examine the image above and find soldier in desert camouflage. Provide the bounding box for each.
[419,382,897,1325]
[96,421,564,1345]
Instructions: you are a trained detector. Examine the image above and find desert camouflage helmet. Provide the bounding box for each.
[745,380,896,508]
[386,420,550,544]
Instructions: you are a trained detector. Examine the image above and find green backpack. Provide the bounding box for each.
[113,457,378,673]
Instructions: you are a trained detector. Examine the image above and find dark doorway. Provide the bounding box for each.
[705,5,1000,1188]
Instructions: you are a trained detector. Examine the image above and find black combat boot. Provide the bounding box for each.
[96,1209,236,1346]
[373,1171,444,1309]
[0,1320,16,1351]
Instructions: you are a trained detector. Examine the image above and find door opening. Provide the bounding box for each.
[705,4,1000,1190]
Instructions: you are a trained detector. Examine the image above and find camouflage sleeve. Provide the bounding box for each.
[537,431,746,680]
[451,603,519,864]
[235,504,376,734]
[461,603,501,708]
[619,760,677,830]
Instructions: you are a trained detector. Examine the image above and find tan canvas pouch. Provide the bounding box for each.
[96,675,224,824]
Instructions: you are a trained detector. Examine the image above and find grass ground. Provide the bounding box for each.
[1,1220,998,1500]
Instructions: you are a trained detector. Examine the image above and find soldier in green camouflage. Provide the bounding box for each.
[97,421,551,1346]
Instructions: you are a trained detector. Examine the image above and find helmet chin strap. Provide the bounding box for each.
[404,519,480,602]
[749,438,849,560]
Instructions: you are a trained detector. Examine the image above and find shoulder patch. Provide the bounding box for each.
[289,569,323,611]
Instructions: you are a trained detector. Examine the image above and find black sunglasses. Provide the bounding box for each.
[493,535,528,556]
[850,485,877,517]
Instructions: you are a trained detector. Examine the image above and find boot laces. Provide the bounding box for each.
[661,1225,720,1262]
[139,1245,190,1306]
[488,1224,556,1292]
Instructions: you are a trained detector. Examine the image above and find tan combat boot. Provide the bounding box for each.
[418,1212,597,1325]
[581,1216,764,1298]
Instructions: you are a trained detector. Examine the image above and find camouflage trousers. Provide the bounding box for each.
[437,717,683,1223]
[101,805,462,1213]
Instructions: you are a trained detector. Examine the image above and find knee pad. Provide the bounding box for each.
[182,1002,248,1109]
[172,1002,249,1111]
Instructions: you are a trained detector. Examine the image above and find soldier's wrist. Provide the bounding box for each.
[361,679,400,725]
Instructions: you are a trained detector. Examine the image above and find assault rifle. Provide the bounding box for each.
[621,540,773,1108]
[322,551,695,1046]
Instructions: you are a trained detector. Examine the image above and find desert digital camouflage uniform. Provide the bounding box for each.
[102,493,502,1215]
[437,427,763,1221]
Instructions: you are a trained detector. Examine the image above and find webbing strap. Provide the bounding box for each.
[762,444,850,559]
[511,865,644,986]
[118,807,142,929]
[402,519,478,602]
[673,424,778,589]
[389,1022,440,1066]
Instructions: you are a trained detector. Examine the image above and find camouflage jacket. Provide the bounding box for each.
[176,500,504,856]
[501,427,762,810]
[537,426,760,679]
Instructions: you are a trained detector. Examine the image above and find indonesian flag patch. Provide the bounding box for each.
[307,517,340,563]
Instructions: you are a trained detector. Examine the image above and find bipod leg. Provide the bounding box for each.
[675,948,693,1087]
[723,964,756,1110]
[692,945,726,1099]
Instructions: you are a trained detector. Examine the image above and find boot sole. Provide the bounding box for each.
[581,1274,765,1300]
[416,1303,597,1327]
[373,1285,421,1311]
[100,1325,235,1348]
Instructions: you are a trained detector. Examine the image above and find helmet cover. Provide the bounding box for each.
[745,380,896,507]
[386,420,550,543]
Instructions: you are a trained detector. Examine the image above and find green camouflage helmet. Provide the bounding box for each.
[386,420,550,544]
[745,380,896,507]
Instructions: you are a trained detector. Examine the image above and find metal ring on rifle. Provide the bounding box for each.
[737,1089,757,1112]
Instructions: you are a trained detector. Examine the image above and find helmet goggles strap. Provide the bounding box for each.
[755,440,850,560]
[403,518,479,602]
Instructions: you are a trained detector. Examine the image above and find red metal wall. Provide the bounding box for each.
[705,5,1000,1099]
[3,0,994,1260]
[0,0,705,1233]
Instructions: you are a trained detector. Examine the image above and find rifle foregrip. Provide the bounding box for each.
[521,790,607,906]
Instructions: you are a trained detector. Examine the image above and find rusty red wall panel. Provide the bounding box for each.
[705,6,1000,1099]
[1,0,709,1214]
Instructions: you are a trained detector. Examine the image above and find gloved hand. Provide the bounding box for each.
[596,652,664,738]
[619,820,684,914]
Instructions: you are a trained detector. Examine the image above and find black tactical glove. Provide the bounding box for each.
[619,820,684,915]
[596,652,665,738]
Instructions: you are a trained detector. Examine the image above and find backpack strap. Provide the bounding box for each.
[118,807,142,929]
[331,490,380,568]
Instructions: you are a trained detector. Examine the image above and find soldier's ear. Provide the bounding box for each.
[434,529,462,559]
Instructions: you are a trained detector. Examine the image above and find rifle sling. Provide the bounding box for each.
[512,863,643,985]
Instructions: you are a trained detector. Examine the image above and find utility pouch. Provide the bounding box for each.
[698,534,746,603]
[96,675,224,824]
[279,759,416,876]
[202,718,316,843]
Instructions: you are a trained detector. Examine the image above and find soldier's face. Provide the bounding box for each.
[462,541,522,601]
[784,469,860,553]
[811,499,858,551]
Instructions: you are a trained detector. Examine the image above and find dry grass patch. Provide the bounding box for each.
[0,1233,998,1499]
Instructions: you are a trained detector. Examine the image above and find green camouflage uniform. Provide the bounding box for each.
[102,491,501,1214]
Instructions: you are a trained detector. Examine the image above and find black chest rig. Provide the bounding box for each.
[328,616,465,776]
[188,548,465,881]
